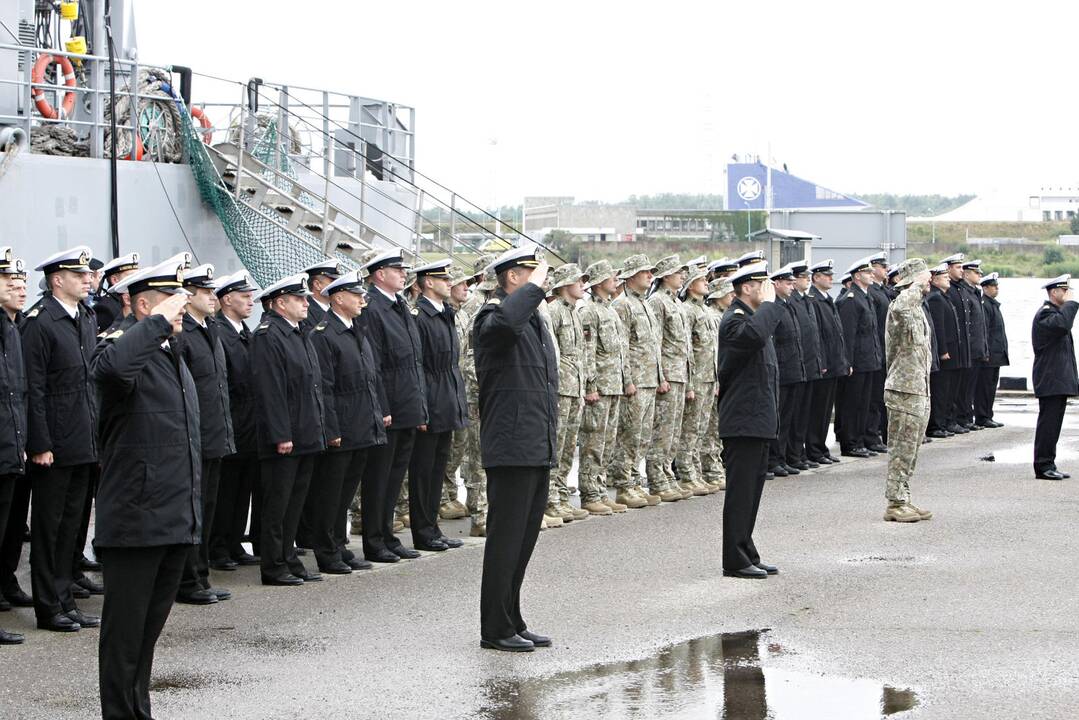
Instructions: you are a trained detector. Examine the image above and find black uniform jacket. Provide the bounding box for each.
[94,292,121,334]
[92,314,201,547]
[179,315,236,461]
[868,283,892,358]
[251,312,327,459]
[926,287,961,371]
[806,285,849,378]
[1032,300,1079,398]
[473,284,558,468]
[301,298,330,335]
[946,279,973,367]
[963,282,989,363]
[215,313,258,457]
[792,291,823,381]
[0,312,28,475]
[309,311,387,452]
[415,296,468,434]
[923,300,941,374]
[362,288,428,430]
[773,296,806,386]
[717,297,784,440]
[836,285,882,374]
[982,294,1009,367]
[20,295,99,466]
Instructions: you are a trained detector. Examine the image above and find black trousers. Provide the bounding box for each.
[1034,395,1069,475]
[98,544,188,720]
[30,462,92,619]
[975,365,1000,424]
[0,474,30,595]
[179,458,221,594]
[409,430,452,546]
[721,437,769,571]
[927,371,952,433]
[259,453,315,580]
[0,475,14,597]
[951,366,972,426]
[72,466,97,579]
[769,382,804,467]
[940,368,964,427]
[865,368,887,445]
[480,466,548,641]
[211,455,260,563]
[837,371,873,452]
[805,377,837,461]
[361,428,415,557]
[310,448,368,569]
[961,365,981,425]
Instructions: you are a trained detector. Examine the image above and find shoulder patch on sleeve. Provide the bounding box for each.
[105,329,123,340]
[486,298,502,306]
[733,308,745,315]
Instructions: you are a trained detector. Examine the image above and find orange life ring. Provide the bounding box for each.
[190,106,212,145]
[31,54,77,120]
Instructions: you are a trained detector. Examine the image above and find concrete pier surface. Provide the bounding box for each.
[2,396,1078,719]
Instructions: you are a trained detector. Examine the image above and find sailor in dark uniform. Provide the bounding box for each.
[766,264,805,477]
[925,264,961,438]
[91,259,200,720]
[805,259,848,464]
[299,259,341,334]
[209,271,262,570]
[21,246,100,632]
[251,274,327,585]
[835,256,882,458]
[0,251,27,645]
[93,253,140,334]
[717,261,783,580]
[176,264,236,605]
[357,250,427,564]
[1032,275,1078,480]
[959,259,989,428]
[976,272,1008,428]
[408,259,468,552]
[865,252,893,450]
[474,246,556,652]
[788,260,823,469]
[942,253,973,433]
[307,271,387,573]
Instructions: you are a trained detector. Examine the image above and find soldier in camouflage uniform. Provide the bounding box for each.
[701,277,735,489]
[676,266,722,495]
[882,258,934,523]
[646,255,693,502]
[547,264,596,521]
[439,266,473,521]
[609,255,664,504]
[459,256,495,536]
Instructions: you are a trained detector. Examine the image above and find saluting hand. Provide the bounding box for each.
[529,260,550,288]
[1065,287,1075,303]
[151,292,189,334]
[760,279,776,303]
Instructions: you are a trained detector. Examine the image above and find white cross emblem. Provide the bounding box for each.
[737,177,762,201]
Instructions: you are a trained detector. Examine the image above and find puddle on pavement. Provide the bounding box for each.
[981,443,1078,465]
[480,630,917,719]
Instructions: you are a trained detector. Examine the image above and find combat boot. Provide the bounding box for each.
[707,478,726,491]
[350,515,363,536]
[657,488,683,503]
[615,490,648,509]
[689,480,712,496]
[547,502,574,523]
[392,518,405,533]
[678,482,696,499]
[883,504,921,523]
[560,501,590,521]
[439,501,469,520]
[582,500,613,516]
[602,497,628,513]
[635,487,662,506]
[470,518,486,537]
[907,504,933,520]
[396,513,410,529]
[543,513,564,528]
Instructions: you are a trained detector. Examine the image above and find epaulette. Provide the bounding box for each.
[733,308,745,315]
[256,321,270,332]
[25,307,40,319]
[486,298,502,306]
[105,329,123,340]
[314,321,328,332]
[846,292,855,299]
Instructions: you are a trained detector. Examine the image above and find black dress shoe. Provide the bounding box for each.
[78,555,102,572]
[987,420,1004,428]
[66,608,100,628]
[1036,470,1066,480]
[208,587,232,601]
[232,552,259,566]
[366,550,400,564]
[783,464,801,475]
[3,587,32,607]
[176,589,219,605]
[804,460,820,469]
[296,571,323,582]
[754,562,779,575]
[826,454,841,463]
[480,634,535,652]
[414,540,449,552]
[969,424,985,431]
[75,576,105,595]
[295,547,308,556]
[0,628,24,644]
[391,547,421,560]
[345,557,372,571]
[867,443,889,453]
[439,536,464,549]
[770,465,789,477]
[841,448,870,458]
[926,429,949,439]
[723,565,768,579]
[1062,471,1072,479]
[37,613,80,632]
[261,574,304,586]
[69,583,90,599]
[809,456,831,465]
[947,424,969,434]
[320,562,353,575]
[518,629,552,647]
[210,559,238,571]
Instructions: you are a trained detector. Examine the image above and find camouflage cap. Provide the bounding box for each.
[550,262,589,290]
[707,277,734,301]
[894,257,929,287]
[618,253,656,280]
[653,254,688,279]
[584,259,618,289]
[404,270,417,289]
[472,253,494,277]
[357,249,381,277]
[448,266,470,287]
[683,265,708,288]
[478,266,498,292]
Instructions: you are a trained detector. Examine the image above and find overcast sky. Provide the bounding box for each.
[135,0,1077,207]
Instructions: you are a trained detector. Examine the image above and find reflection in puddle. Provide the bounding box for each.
[480,631,917,719]
[986,443,1078,465]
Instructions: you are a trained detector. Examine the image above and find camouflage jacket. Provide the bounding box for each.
[548,297,581,397]
[461,292,487,394]
[884,284,932,397]
[613,289,663,389]
[580,294,626,396]
[683,296,717,390]
[648,287,690,384]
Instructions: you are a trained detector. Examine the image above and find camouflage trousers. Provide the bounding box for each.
[464,385,488,522]
[441,427,468,505]
[884,390,930,505]
[551,395,583,504]
[608,386,657,489]
[675,382,714,485]
[577,394,621,504]
[701,396,725,485]
[646,382,686,492]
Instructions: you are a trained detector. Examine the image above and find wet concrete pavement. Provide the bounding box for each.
[2,397,1079,718]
